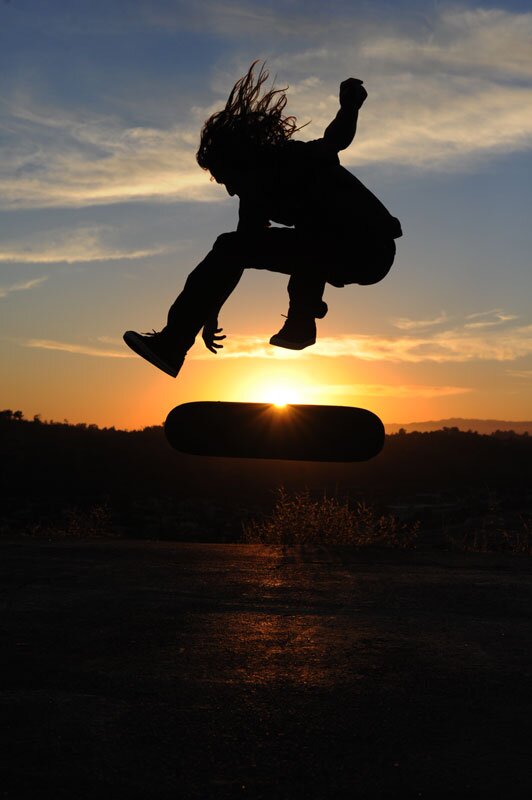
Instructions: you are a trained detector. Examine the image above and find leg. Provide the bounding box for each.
[270,234,396,349]
[267,272,328,350]
[164,230,394,349]
[353,238,396,286]
[268,232,333,349]
[164,227,318,349]
[124,227,336,374]
[286,273,327,316]
[124,231,254,376]
[164,233,247,349]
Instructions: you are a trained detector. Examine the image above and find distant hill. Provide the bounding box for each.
[386,419,532,435]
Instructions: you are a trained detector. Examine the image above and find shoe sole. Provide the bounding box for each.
[269,335,316,351]
[123,331,179,377]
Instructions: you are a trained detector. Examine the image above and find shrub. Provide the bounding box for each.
[242,488,419,548]
[447,512,532,555]
[27,504,115,539]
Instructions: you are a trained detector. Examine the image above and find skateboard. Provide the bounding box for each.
[165,401,384,462]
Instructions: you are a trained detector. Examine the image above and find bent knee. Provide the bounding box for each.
[213,231,241,254]
[357,240,396,286]
[357,260,393,286]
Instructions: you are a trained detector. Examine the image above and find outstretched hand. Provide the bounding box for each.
[202,318,226,354]
[339,78,367,110]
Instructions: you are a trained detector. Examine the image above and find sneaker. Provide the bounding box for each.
[269,316,317,350]
[123,330,185,378]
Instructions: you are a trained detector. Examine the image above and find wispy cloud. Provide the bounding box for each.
[317,323,532,363]
[144,0,330,38]
[270,7,532,170]
[507,369,532,380]
[394,309,519,333]
[392,312,448,331]
[191,336,300,361]
[360,8,532,81]
[463,309,519,329]
[0,226,169,264]
[0,277,48,299]
[22,309,532,366]
[1,7,532,209]
[308,383,472,399]
[191,314,532,363]
[0,104,215,210]
[24,338,132,358]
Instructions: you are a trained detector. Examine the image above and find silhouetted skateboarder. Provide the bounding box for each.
[124,62,402,377]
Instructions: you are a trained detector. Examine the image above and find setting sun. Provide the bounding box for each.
[230,363,316,409]
[259,382,305,407]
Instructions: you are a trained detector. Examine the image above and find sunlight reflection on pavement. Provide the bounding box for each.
[3,540,532,798]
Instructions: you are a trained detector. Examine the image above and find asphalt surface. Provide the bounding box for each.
[2,539,532,799]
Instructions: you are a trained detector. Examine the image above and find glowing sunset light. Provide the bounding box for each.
[230,362,317,408]
[1,2,531,429]
[262,382,303,407]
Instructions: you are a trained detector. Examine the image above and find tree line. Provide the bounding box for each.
[1,409,531,541]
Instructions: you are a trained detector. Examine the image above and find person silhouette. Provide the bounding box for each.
[124,61,402,377]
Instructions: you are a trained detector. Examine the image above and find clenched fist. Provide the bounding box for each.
[339,78,367,110]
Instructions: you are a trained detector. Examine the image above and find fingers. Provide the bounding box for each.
[211,327,226,339]
[202,326,226,354]
[205,340,223,353]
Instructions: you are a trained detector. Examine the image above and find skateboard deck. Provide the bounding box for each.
[164,401,385,462]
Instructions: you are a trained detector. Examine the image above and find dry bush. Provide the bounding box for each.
[446,491,532,555]
[27,505,115,539]
[242,488,419,548]
[448,513,532,555]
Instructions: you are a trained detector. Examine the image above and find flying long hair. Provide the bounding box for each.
[196,61,306,173]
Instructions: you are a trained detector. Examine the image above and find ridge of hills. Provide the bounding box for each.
[385,418,532,435]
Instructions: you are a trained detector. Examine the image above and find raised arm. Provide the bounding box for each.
[323,78,368,152]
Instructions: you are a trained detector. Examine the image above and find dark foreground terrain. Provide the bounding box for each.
[2,539,532,799]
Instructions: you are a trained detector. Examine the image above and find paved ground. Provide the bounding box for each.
[2,539,532,799]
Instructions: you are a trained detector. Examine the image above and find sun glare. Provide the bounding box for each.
[262,383,302,407]
[235,365,315,407]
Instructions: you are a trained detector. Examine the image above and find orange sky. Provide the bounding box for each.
[1,2,531,428]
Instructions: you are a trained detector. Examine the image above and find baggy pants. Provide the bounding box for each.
[164,226,396,349]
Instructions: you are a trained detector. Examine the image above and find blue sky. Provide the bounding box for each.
[1,0,531,427]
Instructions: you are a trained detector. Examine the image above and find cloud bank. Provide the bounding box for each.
[21,309,531,365]
[0,105,212,210]
[191,310,532,364]
[1,6,531,209]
